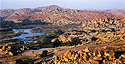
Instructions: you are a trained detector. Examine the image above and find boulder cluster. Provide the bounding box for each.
[43,47,125,64]
[0,44,29,56]
[51,18,125,45]
[0,44,13,56]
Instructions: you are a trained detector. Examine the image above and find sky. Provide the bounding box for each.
[1,0,125,10]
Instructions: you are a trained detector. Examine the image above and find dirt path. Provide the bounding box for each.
[22,48,56,56]
[55,40,125,56]
[21,40,125,57]
[22,46,70,56]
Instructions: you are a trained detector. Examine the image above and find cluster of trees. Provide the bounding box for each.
[16,58,34,64]
[91,30,96,33]
[52,37,82,48]
[0,28,12,32]
[0,17,5,21]
[54,29,64,35]
[71,30,87,34]
[38,29,82,48]
[42,36,52,46]
[0,19,50,28]
[39,30,64,47]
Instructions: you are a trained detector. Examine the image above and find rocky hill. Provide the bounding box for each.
[102,9,125,14]
[1,5,125,23]
[4,9,115,23]
[0,5,62,17]
[102,9,125,18]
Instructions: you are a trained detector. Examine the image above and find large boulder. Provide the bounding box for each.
[84,47,90,52]
[58,35,68,43]
[51,38,57,42]
[2,46,6,51]
[93,57,102,60]
[9,52,13,56]
[90,60,99,64]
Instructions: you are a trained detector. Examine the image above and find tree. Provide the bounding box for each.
[91,30,96,33]
[111,28,115,32]
[52,39,61,48]
[42,37,51,45]
[40,50,48,58]
[71,37,81,46]
[91,36,98,41]
[102,29,106,32]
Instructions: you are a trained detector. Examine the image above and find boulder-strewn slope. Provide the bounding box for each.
[102,9,125,18]
[0,5,62,17]
[4,9,115,23]
[1,5,124,23]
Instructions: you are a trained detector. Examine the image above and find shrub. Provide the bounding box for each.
[16,58,34,64]
[23,58,34,64]
[102,29,106,32]
[91,36,98,41]
[111,28,115,32]
[32,51,34,53]
[40,50,48,58]
[91,30,96,33]
[16,59,23,64]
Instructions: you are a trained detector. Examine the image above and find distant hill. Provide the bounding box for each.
[4,9,116,22]
[101,9,125,18]
[0,5,62,17]
[102,9,125,14]
[1,5,124,23]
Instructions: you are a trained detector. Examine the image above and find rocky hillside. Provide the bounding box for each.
[0,5,62,17]
[102,9,125,14]
[4,9,115,23]
[1,5,125,23]
[102,9,125,18]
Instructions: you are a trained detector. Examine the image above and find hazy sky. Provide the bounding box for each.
[1,0,125,10]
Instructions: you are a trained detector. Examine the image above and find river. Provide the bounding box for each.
[0,27,44,43]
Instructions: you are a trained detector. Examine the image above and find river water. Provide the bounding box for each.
[0,27,44,43]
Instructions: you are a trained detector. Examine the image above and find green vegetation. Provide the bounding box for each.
[54,29,64,35]
[40,50,48,58]
[71,30,87,34]
[0,17,5,21]
[91,36,98,41]
[91,30,96,32]
[0,28,12,32]
[37,30,64,47]
[111,28,115,32]
[32,51,34,53]
[52,39,61,48]
[16,58,34,64]
[38,32,81,48]
[70,37,81,46]
[16,59,23,64]
[52,37,81,47]
[0,20,50,29]
[0,39,20,44]
[102,29,107,32]
[42,37,52,45]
